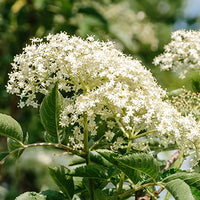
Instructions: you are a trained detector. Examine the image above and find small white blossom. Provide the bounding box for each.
[153,30,200,78]
[7,32,200,153]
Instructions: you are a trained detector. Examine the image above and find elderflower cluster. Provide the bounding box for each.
[153,30,200,78]
[7,32,200,153]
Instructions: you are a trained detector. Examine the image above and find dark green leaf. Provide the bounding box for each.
[15,192,46,200]
[67,163,109,179]
[190,186,200,200]
[98,150,160,181]
[49,166,74,199]
[7,138,24,159]
[93,189,116,200]
[0,113,23,142]
[89,151,113,167]
[165,179,195,200]
[73,177,85,193]
[96,149,117,163]
[40,190,66,200]
[0,152,9,162]
[40,83,64,143]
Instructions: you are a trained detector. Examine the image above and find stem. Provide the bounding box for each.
[89,134,105,151]
[118,182,164,199]
[0,142,86,165]
[115,117,129,138]
[83,112,94,200]
[133,129,157,140]
[164,149,184,200]
[163,150,180,172]
[117,137,133,195]
[118,173,125,195]
[164,191,171,200]
[126,139,133,154]
[83,112,90,164]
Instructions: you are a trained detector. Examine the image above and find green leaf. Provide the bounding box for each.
[40,83,64,143]
[165,179,195,200]
[163,171,200,190]
[190,186,200,200]
[67,163,109,179]
[93,189,116,200]
[7,138,24,159]
[49,166,74,199]
[96,149,117,163]
[89,151,113,167]
[73,177,85,193]
[0,113,23,142]
[68,155,85,166]
[15,192,46,200]
[98,150,160,181]
[40,190,66,200]
[0,152,9,162]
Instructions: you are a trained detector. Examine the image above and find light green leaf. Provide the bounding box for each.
[40,83,64,143]
[15,192,46,200]
[7,138,24,159]
[0,113,23,142]
[49,166,74,199]
[163,171,200,190]
[68,155,85,166]
[165,179,195,200]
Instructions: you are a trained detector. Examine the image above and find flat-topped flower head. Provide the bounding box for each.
[153,30,200,79]
[7,32,200,153]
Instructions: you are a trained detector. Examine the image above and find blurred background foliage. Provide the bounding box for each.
[0,0,200,199]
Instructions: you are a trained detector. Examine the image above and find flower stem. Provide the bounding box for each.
[0,142,86,165]
[83,112,94,200]
[117,136,132,196]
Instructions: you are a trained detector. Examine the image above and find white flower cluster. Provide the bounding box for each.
[153,30,200,79]
[7,32,199,153]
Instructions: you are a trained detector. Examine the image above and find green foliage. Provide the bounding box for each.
[190,187,200,200]
[2,83,200,199]
[0,113,24,160]
[49,166,74,199]
[40,190,66,200]
[163,171,200,190]
[0,152,9,162]
[165,179,195,200]
[7,138,24,159]
[40,83,65,143]
[0,113,23,142]
[97,150,161,182]
[67,164,109,179]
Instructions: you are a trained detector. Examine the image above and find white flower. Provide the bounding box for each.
[7,32,200,153]
[153,30,200,78]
